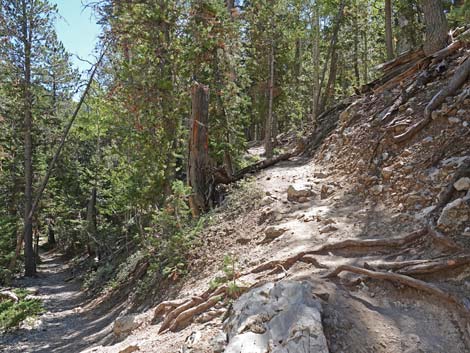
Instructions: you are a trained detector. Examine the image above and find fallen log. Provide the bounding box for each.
[231,151,295,182]
[376,48,425,73]
[394,55,470,143]
[0,290,19,302]
[374,57,431,94]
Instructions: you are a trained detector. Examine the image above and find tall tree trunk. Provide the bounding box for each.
[311,2,320,123]
[86,187,98,257]
[421,0,449,55]
[22,0,35,276]
[317,0,346,115]
[385,0,394,60]
[353,4,361,86]
[188,83,210,217]
[47,218,55,247]
[362,29,369,83]
[324,52,339,109]
[294,38,302,80]
[265,39,275,159]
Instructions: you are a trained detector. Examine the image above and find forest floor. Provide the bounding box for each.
[1,152,469,352]
[0,250,123,353]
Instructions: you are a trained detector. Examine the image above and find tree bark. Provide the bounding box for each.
[188,83,211,217]
[311,2,320,122]
[86,187,98,257]
[22,0,35,277]
[318,0,346,115]
[265,38,275,159]
[47,218,55,246]
[353,4,361,86]
[385,0,394,60]
[421,0,449,56]
[323,52,339,109]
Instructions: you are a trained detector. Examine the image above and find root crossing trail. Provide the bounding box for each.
[0,252,119,353]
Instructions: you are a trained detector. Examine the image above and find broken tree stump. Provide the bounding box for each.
[188,83,211,217]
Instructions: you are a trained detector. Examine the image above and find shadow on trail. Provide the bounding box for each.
[0,251,122,353]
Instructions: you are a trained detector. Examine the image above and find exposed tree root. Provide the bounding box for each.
[155,284,250,333]
[247,252,307,275]
[394,55,470,143]
[427,225,461,251]
[158,296,204,333]
[153,298,189,322]
[310,228,427,254]
[365,254,470,275]
[168,293,224,332]
[324,265,470,313]
[398,255,470,276]
[245,228,427,276]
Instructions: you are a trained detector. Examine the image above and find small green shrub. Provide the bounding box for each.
[0,289,44,332]
[209,254,242,298]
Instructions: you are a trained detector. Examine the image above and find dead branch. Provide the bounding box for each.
[429,159,470,223]
[365,258,438,271]
[394,55,470,143]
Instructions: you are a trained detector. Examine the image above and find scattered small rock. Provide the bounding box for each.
[287,185,315,202]
[370,185,384,195]
[259,227,288,243]
[319,224,338,234]
[320,184,330,200]
[119,346,140,353]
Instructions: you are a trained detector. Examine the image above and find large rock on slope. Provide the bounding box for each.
[437,196,470,233]
[223,280,329,353]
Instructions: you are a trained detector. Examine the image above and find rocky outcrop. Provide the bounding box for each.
[223,280,329,353]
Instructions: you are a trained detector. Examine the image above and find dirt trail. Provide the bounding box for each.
[0,252,120,353]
